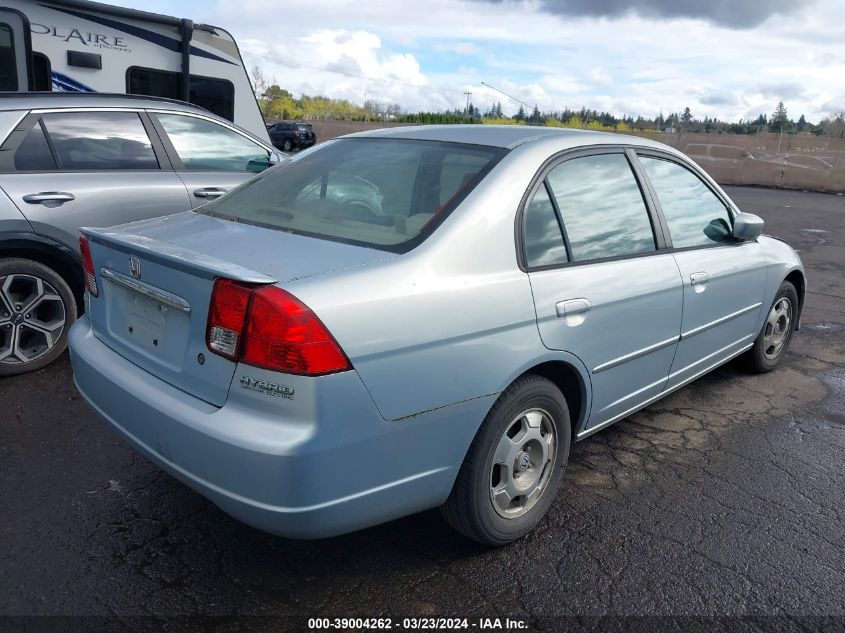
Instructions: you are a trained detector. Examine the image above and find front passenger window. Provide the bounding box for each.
[156,114,269,172]
[639,156,733,248]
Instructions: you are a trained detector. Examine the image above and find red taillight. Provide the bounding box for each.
[206,279,351,375]
[79,235,98,297]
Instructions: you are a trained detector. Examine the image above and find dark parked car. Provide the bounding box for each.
[266,122,316,152]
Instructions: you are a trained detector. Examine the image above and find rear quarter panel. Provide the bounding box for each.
[285,143,593,422]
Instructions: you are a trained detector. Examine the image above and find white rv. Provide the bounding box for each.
[0,0,268,140]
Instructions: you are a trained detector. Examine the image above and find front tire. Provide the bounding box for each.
[0,258,77,377]
[282,139,293,152]
[747,280,798,373]
[441,375,571,546]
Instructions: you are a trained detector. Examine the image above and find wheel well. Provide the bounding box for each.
[522,361,586,435]
[0,241,84,313]
[785,270,805,330]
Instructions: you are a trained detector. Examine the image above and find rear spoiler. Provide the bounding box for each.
[81,227,277,284]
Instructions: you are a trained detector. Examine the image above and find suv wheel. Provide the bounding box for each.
[440,375,571,546]
[0,258,77,377]
[283,139,293,152]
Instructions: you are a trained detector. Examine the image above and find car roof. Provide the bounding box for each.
[0,92,211,114]
[345,124,673,152]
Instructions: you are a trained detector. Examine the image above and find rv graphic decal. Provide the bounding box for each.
[51,71,95,93]
[31,23,130,52]
[44,5,235,65]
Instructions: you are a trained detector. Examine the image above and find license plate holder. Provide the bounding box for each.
[126,292,169,351]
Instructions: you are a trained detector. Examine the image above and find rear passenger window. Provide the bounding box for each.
[639,156,733,248]
[546,154,655,261]
[523,183,568,267]
[14,121,57,171]
[40,112,159,171]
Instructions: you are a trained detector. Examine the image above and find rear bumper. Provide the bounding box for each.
[69,319,491,538]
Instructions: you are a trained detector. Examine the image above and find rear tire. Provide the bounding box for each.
[282,139,293,152]
[440,375,571,546]
[746,280,798,373]
[0,258,77,377]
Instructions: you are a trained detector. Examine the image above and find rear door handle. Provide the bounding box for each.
[193,187,228,199]
[22,192,75,205]
[555,298,591,326]
[690,272,710,291]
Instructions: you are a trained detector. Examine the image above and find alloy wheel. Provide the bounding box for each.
[0,273,67,366]
[489,408,557,518]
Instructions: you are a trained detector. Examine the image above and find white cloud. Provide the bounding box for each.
[103,0,845,122]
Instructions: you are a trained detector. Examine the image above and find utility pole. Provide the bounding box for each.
[464,90,472,116]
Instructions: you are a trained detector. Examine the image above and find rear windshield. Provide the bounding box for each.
[201,138,506,252]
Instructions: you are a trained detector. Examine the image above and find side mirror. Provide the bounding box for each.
[732,212,764,241]
[246,158,273,173]
[246,151,288,173]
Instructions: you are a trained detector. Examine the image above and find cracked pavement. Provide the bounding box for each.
[0,186,843,632]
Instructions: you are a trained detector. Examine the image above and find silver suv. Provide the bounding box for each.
[0,93,280,376]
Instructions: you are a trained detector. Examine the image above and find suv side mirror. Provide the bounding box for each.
[732,212,764,241]
[246,151,287,173]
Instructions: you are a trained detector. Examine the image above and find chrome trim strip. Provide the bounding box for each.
[597,374,669,414]
[668,333,754,381]
[146,109,275,151]
[577,337,754,440]
[100,268,191,313]
[681,302,762,339]
[592,335,680,374]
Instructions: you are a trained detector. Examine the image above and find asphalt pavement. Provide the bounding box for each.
[1,186,843,633]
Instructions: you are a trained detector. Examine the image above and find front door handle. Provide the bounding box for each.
[193,187,228,199]
[22,192,75,205]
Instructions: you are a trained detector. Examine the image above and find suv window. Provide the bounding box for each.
[523,183,568,267]
[202,138,505,251]
[546,154,655,261]
[640,156,733,248]
[14,120,57,171]
[156,114,269,172]
[40,111,159,171]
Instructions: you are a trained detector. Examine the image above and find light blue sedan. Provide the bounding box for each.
[69,126,804,545]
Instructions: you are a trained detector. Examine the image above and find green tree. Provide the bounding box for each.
[796,114,807,132]
[681,107,693,127]
[770,101,791,132]
[515,105,525,121]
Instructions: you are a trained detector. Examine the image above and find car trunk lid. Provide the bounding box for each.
[82,212,394,406]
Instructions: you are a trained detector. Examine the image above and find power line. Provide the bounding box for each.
[480,81,533,110]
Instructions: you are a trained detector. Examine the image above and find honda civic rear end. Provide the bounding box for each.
[68,134,510,538]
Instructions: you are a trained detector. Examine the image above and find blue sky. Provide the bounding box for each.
[113,0,845,123]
